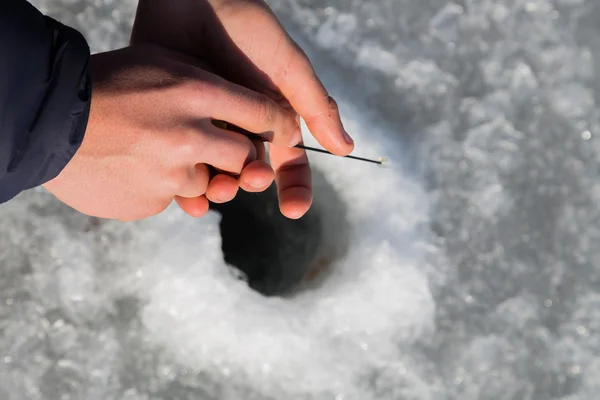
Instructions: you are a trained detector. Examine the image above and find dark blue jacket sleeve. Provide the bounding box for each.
[0,0,91,203]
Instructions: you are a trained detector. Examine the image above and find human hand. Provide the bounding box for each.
[43,44,299,221]
[131,0,354,219]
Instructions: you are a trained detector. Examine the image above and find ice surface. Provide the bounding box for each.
[3,0,600,399]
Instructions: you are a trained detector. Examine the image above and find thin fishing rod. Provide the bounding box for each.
[294,144,387,165]
[212,120,388,166]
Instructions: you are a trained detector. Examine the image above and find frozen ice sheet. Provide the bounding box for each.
[2,0,600,399]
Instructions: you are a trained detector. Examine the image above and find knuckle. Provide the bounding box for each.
[255,95,278,129]
[175,138,199,161]
[181,80,215,111]
[162,129,205,163]
[231,138,257,172]
[164,169,189,193]
[152,200,171,216]
[183,77,207,92]
[280,112,295,143]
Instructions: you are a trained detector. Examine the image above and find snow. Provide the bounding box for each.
[2,0,600,399]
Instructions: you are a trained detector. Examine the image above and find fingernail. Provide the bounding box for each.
[290,127,302,147]
[249,181,266,189]
[342,128,354,145]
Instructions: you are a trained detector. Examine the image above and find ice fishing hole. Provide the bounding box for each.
[211,168,351,297]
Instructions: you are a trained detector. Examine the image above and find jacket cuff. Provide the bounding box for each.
[0,16,91,203]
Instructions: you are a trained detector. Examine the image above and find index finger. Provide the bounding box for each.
[202,1,354,156]
[272,39,355,156]
[199,71,301,148]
